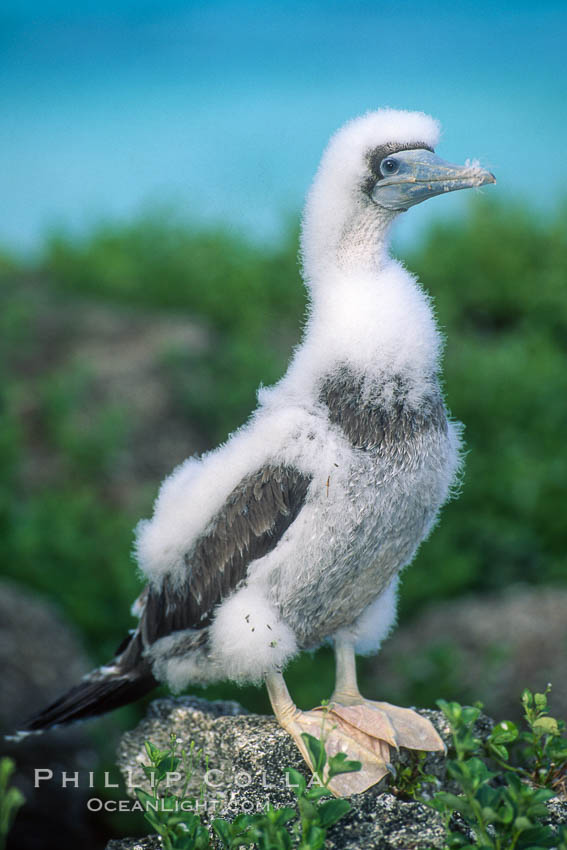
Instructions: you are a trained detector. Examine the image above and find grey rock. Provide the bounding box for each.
[545,797,567,831]
[109,696,455,849]
[0,579,90,728]
[118,696,312,815]
[373,585,567,723]
[0,580,103,850]
[324,790,447,849]
[108,695,567,849]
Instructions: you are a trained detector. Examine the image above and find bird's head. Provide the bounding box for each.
[301,108,495,282]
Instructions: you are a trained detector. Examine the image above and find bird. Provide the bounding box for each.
[20,108,495,795]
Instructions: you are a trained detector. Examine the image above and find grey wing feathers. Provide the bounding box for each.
[141,464,312,644]
[19,465,311,732]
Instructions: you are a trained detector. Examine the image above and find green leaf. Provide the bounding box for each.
[515,825,556,848]
[134,787,155,807]
[446,838,476,850]
[3,787,25,810]
[193,824,212,849]
[521,689,533,703]
[327,751,362,778]
[232,813,254,832]
[429,791,474,819]
[144,740,159,761]
[317,798,351,828]
[286,768,306,796]
[142,810,162,832]
[160,795,178,813]
[301,733,326,773]
[0,758,16,786]
[0,781,25,838]
[305,785,332,801]
[476,783,499,809]
[142,765,158,783]
[436,699,461,723]
[480,805,499,823]
[496,801,515,824]
[157,755,181,779]
[488,742,510,761]
[144,741,171,764]
[298,796,318,823]
[460,706,481,726]
[448,756,493,791]
[304,824,327,850]
[532,717,559,736]
[269,806,296,827]
[279,831,293,850]
[489,720,519,744]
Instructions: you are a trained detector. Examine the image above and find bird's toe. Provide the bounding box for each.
[279,704,393,796]
[332,700,445,753]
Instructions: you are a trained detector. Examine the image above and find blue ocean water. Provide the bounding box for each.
[1,0,566,252]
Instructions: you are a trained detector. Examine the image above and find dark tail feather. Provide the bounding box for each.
[22,670,156,731]
[19,632,157,733]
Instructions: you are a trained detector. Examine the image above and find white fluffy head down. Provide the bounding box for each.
[209,585,298,684]
[301,109,441,283]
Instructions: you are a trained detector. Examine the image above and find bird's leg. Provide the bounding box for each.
[331,636,365,705]
[330,637,446,754]
[265,670,393,796]
[264,671,325,767]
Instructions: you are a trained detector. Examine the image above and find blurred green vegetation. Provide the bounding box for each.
[43,213,305,443]
[0,197,566,721]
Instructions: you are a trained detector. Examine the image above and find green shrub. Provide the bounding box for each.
[0,758,25,850]
[425,688,567,849]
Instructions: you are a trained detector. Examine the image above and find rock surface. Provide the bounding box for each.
[374,585,567,723]
[107,695,567,849]
[107,696,459,849]
[1,579,106,850]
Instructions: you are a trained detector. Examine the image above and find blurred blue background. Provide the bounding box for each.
[2,0,566,251]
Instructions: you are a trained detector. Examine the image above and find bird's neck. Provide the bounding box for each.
[278,249,442,408]
[302,202,396,281]
[334,207,394,275]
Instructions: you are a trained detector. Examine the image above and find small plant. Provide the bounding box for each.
[134,734,211,850]
[519,688,567,795]
[0,757,25,850]
[425,689,567,850]
[134,723,360,850]
[392,749,440,801]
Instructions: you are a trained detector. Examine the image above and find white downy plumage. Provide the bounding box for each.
[135,108,464,688]
[24,108,494,794]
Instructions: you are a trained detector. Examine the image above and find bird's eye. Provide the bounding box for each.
[380,158,399,177]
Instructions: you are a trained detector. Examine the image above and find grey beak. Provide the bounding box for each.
[371,148,496,211]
